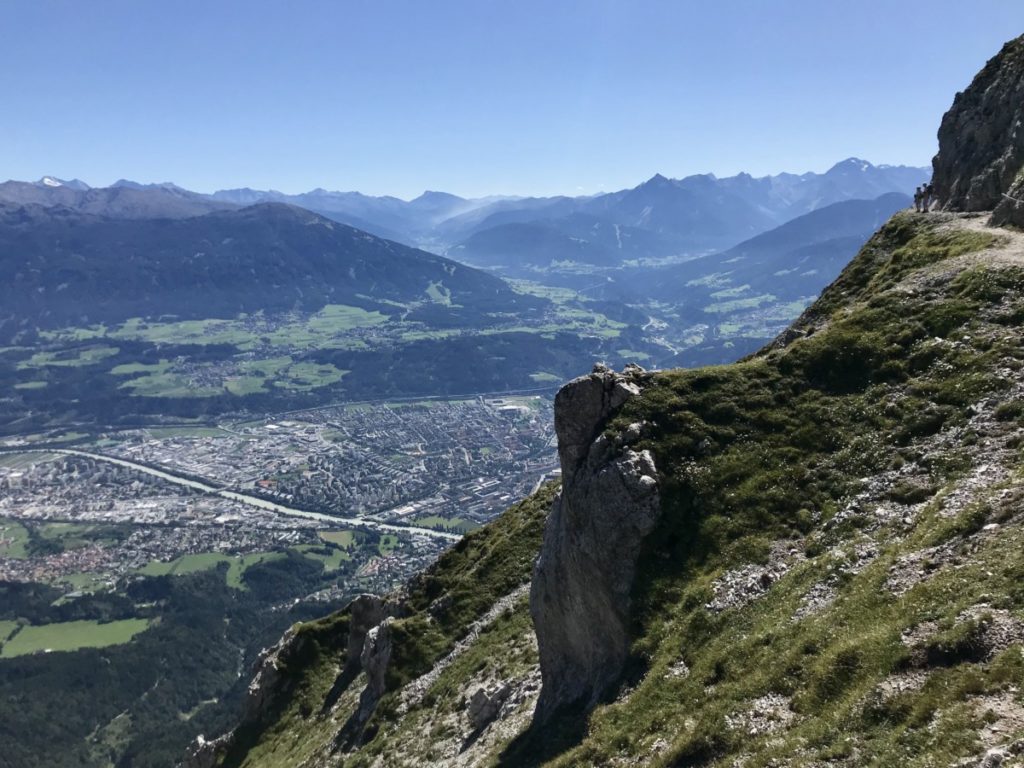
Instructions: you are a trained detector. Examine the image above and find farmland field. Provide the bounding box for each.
[0,618,152,658]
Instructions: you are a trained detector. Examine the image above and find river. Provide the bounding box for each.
[3,447,463,542]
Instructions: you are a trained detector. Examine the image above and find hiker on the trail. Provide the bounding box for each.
[923,182,935,211]
[914,186,923,212]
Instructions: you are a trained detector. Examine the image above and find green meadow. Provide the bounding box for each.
[0,618,152,658]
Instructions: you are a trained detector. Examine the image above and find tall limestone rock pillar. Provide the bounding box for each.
[530,364,661,723]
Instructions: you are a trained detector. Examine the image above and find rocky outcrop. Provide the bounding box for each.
[336,608,399,749]
[186,593,401,765]
[344,593,388,674]
[933,34,1024,225]
[530,363,661,723]
[184,626,308,768]
[183,734,229,768]
[467,682,512,731]
[360,619,394,698]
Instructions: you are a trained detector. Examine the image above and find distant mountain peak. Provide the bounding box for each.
[640,173,673,189]
[35,176,90,190]
[112,179,187,192]
[412,190,465,204]
[828,157,875,173]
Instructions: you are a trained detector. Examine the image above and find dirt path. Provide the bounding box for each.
[932,211,1024,270]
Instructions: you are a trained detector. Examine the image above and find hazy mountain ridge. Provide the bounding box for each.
[0,177,235,220]
[447,215,674,269]
[2,159,927,254]
[234,159,927,255]
[0,202,536,332]
[643,191,913,303]
[450,191,914,370]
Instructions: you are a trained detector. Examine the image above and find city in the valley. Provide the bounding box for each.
[0,394,557,598]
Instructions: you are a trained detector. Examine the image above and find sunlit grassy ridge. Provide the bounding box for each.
[550,213,1024,766]
[214,213,1024,767]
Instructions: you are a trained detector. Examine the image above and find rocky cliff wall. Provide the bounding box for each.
[933,34,1024,226]
[530,364,661,723]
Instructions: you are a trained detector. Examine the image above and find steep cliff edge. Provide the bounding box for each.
[193,36,1024,768]
[531,364,660,722]
[934,33,1024,227]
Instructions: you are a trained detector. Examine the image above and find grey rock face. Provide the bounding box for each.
[182,734,229,768]
[337,614,397,749]
[552,362,644,474]
[932,35,1024,225]
[360,618,394,701]
[467,682,512,731]
[530,364,661,723]
[243,627,305,721]
[345,593,387,673]
[186,592,400,763]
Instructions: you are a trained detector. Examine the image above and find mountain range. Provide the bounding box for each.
[0,178,233,220]
[0,160,928,425]
[1,159,927,258]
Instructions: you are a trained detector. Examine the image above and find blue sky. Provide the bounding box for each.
[2,1,1021,198]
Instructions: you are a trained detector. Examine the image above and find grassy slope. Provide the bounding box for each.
[551,213,1024,766]
[214,485,554,768]
[225,212,1024,767]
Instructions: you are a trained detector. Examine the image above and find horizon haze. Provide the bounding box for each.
[2,0,1022,197]
[11,155,929,203]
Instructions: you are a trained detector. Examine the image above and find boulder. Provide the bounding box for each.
[467,682,512,731]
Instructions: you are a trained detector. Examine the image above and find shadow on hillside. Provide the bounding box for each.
[319,661,361,717]
[494,700,591,767]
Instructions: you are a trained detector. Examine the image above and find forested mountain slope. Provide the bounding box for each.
[0,202,535,329]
